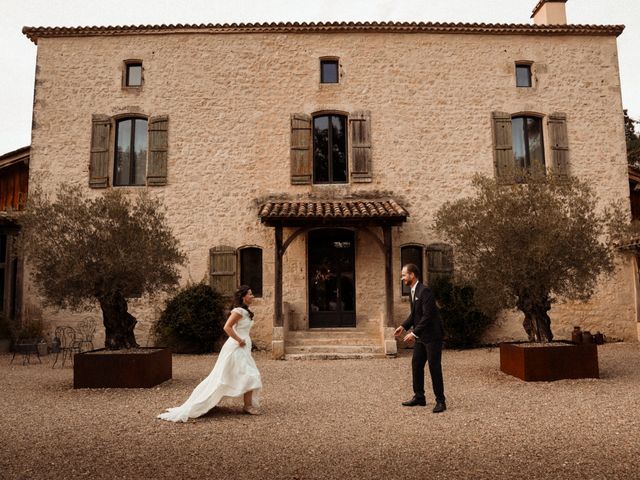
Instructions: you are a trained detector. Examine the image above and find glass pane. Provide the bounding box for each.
[321,61,338,83]
[331,116,347,182]
[127,64,142,86]
[527,117,545,168]
[313,116,329,183]
[401,246,423,295]
[240,248,263,297]
[0,234,6,263]
[511,117,527,170]
[516,65,531,87]
[115,119,132,185]
[133,119,148,185]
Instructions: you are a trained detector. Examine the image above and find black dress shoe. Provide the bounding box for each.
[402,397,426,407]
[432,402,446,413]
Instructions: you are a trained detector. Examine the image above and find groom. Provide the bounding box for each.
[394,263,446,413]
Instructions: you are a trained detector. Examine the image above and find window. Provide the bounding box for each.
[313,114,347,183]
[512,116,544,171]
[320,59,339,83]
[114,118,148,186]
[515,63,532,87]
[240,247,263,297]
[125,62,143,87]
[401,245,423,296]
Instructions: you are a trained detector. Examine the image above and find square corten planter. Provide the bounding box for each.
[74,347,172,388]
[499,341,599,381]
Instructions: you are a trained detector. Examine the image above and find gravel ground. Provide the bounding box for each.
[1,343,639,480]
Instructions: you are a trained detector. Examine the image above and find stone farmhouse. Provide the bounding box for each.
[18,0,638,357]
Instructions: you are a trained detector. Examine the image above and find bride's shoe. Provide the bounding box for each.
[243,406,260,415]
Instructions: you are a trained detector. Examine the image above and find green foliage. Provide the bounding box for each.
[430,276,492,349]
[434,173,620,340]
[625,109,640,166]
[18,184,186,311]
[153,283,227,353]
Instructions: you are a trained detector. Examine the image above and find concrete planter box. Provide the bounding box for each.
[500,341,599,381]
[74,347,172,388]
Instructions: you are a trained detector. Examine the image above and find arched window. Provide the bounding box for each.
[313,114,347,184]
[512,115,544,171]
[114,118,148,186]
[400,245,424,296]
[239,247,263,297]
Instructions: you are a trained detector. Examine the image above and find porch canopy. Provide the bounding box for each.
[259,199,409,329]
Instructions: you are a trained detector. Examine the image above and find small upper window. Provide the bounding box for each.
[515,63,532,88]
[320,59,339,84]
[125,62,143,87]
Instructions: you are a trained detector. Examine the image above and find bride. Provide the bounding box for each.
[157,285,262,422]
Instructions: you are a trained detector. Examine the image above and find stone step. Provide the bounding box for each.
[286,337,381,346]
[285,352,387,361]
[285,345,385,354]
[287,329,379,339]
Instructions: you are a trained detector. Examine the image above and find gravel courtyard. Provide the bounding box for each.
[1,343,639,480]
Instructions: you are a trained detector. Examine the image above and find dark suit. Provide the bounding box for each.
[402,282,445,404]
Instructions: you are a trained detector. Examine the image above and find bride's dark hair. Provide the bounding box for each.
[233,285,254,319]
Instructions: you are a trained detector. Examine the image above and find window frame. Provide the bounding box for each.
[123,60,143,88]
[238,246,263,298]
[400,244,424,297]
[113,116,148,187]
[515,62,533,88]
[320,58,340,84]
[511,114,545,172]
[312,112,349,184]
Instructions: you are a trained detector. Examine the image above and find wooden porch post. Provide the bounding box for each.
[383,224,394,327]
[274,224,283,327]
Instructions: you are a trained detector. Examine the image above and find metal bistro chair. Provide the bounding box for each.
[52,326,81,368]
[10,337,43,366]
[77,318,97,352]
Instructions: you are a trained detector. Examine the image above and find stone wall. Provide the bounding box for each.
[26,29,636,347]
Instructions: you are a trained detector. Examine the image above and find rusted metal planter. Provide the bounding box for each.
[74,347,172,388]
[499,341,599,381]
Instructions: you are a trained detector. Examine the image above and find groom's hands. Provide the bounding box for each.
[403,333,416,346]
[394,326,405,338]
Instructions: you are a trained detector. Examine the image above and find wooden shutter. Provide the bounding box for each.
[491,111,514,184]
[290,114,312,185]
[89,115,111,188]
[548,113,569,178]
[147,116,168,186]
[426,243,454,284]
[210,246,237,297]
[350,111,372,183]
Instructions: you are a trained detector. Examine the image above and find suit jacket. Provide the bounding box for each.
[402,282,444,343]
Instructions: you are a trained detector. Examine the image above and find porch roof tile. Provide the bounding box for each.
[259,199,408,224]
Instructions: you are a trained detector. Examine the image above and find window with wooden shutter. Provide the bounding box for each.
[400,245,424,296]
[548,113,569,177]
[350,111,372,183]
[290,114,312,185]
[239,247,263,297]
[426,243,454,285]
[210,246,237,297]
[148,116,169,186]
[89,115,111,188]
[491,111,514,184]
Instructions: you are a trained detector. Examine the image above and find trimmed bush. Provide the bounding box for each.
[430,276,492,349]
[153,283,227,353]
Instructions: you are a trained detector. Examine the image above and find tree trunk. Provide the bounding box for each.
[99,291,139,349]
[517,295,554,343]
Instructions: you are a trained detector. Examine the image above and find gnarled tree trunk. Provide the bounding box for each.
[518,295,553,342]
[99,291,139,349]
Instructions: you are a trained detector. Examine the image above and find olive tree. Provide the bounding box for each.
[20,185,186,349]
[434,173,620,342]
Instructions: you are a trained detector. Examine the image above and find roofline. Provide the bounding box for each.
[0,145,30,163]
[22,21,625,44]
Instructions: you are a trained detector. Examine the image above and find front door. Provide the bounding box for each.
[308,229,356,328]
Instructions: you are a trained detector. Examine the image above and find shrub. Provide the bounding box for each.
[153,283,227,353]
[430,276,492,349]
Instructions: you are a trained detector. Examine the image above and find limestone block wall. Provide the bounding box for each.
[26,28,636,347]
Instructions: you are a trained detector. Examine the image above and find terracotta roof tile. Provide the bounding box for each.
[259,199,408,221]
[22,21,624,44]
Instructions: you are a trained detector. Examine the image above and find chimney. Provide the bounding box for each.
[531,0,568,25]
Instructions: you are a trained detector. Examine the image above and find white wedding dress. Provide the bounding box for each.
[157,307,262,422]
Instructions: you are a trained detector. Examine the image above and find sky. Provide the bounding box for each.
[1,0,639,154]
